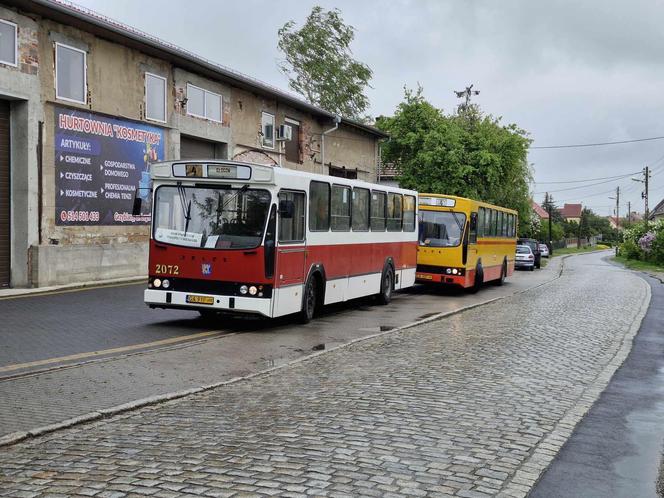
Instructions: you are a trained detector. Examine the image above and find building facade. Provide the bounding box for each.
[0,0,387,288]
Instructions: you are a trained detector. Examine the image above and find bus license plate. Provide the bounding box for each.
[186,295,215,305]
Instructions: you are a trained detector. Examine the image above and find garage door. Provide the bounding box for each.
[180,136,226,160]
[0,100,9,288]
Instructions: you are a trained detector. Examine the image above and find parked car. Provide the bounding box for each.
[539,243,550,258]
[515,244,535,271]
[517,238,541,268]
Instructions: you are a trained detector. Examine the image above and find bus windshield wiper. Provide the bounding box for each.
[177,184,192,235]
[220,184,249,212]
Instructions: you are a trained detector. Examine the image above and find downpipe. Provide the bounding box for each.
[321,115,341,169]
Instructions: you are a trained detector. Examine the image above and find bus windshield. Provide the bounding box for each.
[153,185,271,249]
[419,211,466,247]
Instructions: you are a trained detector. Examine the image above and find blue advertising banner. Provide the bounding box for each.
[54,107,165,225]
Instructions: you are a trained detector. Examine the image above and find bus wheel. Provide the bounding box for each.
[470,264,483,293]
[299,276,317,324]
[495,260,507,286]
[377,266,394,305]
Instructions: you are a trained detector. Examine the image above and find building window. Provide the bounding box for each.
[284,118,301,163]
[145,72,167,123]
[329,165,358,179]
[0,19,17,67]
[55,42,86,104]
[261,112,274,149]
[186,83,222,122]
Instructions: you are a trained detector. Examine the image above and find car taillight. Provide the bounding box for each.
[528,255,534,259]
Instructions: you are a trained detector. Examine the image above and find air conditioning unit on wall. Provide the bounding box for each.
[277,124,293,141]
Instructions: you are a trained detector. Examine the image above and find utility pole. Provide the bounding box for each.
[454,84,480,113]
[627,201,631,226]
[609,186,619,231]
[545,192,553,256]
[633,166,651,228]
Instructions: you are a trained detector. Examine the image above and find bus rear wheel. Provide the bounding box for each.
[299,276,318,324]
[377,266,394,305]
[494,261,507,286]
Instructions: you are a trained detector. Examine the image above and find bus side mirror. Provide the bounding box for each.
[279,199,294,219]
[132,196,142,216]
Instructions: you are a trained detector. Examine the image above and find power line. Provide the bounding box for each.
[531,135,664,149]
[534,176,633,195]
[534,172,639,185]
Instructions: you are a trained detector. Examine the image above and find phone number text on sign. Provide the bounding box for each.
[59,210,100,223]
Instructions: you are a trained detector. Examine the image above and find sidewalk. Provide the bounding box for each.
[0,252,649,497]
[0,275,146,299]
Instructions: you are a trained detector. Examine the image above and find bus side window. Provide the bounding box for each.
[478,207,485,237]
[508,214,514,237]
[512,214,517,237]
[469,212,478,243]
[352,187,370,231]
[371,191,386,231]
[331,185,351,231]
[387,193,402,231]
[278,191,305,242]
[487,209,494,237]
[309,181,330,231]
[403,195,416,232]
[493,210,499,237]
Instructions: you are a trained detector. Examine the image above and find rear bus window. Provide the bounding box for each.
[387,193,403,231]
[331,185,351,231]
[370,191,386,231]
[309,181,330,231]
[403,195,416,232]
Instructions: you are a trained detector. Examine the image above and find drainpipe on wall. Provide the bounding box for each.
[321,115,341,171]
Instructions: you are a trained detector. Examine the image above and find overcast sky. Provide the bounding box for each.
[76,0,664,217]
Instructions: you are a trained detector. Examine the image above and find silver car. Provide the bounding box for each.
[515,244,535,271]
[539,243,550,258]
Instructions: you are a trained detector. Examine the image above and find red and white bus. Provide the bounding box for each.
[141,160,418,321]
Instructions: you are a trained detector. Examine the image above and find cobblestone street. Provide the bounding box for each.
[0,252,650,497]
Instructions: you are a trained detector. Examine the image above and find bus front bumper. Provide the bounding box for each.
[144,289,272,317]
[416,272,467,286]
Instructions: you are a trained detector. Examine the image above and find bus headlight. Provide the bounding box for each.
[153,278,162,288]
[249,286,258,296]
[162,279,170,289]
[446,268,452,274]
[452,269,458,275]
[239,285,248,295]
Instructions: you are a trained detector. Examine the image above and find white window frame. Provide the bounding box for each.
[186,83,222,123]
[55,42,87,105]
[145,72,167,123]
[261,111,275,149]
[0,19,18,67]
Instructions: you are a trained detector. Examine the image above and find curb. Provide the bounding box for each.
[0,257,568,449]
[499,259,652,498]
[0,276,146,300]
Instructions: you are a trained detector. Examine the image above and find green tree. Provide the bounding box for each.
[377,87,533,232]
[539,221,565,242]
[541,194,564,223]
[277,6,372,119]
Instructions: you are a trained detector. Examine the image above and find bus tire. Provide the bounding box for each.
[470,264,483,293]
[299,275,318,324]
[377,266,394,305]
[495,260,507,286]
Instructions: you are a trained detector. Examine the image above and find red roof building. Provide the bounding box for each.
[532,201,549,220]
[559,203,583,222]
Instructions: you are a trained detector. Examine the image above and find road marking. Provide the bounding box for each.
[0,330,224,374]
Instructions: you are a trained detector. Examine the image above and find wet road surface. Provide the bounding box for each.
[0,251,651,497]
[531,270,664,498]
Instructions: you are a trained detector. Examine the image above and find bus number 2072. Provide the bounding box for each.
[154,264,179,275]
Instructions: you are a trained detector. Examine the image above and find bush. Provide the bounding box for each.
[649,230,664,264]
[620,239,642,260]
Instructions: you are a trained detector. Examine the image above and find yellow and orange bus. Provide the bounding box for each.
[415,194,517,291]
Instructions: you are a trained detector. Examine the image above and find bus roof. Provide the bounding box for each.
[150,159,418,196]
[418,193,518,215]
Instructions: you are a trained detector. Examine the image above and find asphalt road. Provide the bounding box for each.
[0,261,559,374]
